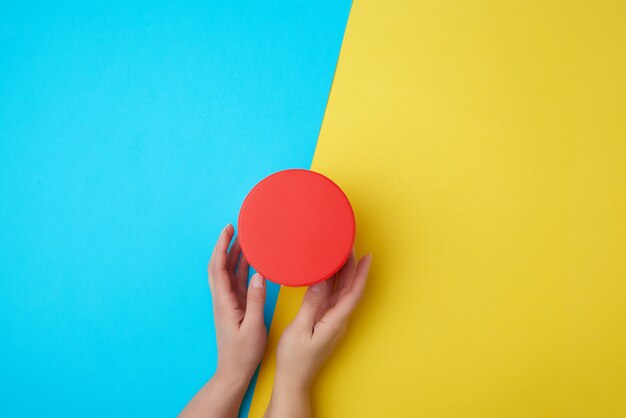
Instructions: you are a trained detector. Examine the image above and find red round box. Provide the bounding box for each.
[238,169,355,287]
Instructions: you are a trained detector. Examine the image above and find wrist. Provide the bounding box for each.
[274,368,312,394]
[267,373,311,418]
[213,367,253,396]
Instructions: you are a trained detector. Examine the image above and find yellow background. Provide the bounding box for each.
[250,0,626,416]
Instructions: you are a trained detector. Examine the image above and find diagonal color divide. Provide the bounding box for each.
[250,0,626,416]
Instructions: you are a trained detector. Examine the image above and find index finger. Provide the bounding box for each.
[320,253,371,327]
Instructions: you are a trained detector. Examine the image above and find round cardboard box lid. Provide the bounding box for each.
[238,169,355,287]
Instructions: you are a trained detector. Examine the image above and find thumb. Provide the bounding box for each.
[294,281,328,328]
[243,273,266,328]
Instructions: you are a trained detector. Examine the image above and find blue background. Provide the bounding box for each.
[0,1,350,416]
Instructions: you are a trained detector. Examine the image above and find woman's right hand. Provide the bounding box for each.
[265,252,372,418]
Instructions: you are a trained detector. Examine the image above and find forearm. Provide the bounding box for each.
[264,375,311,418]
[180,370,250,418]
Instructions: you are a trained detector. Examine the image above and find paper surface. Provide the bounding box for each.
[0,1,350,416]
[250,1,626,416]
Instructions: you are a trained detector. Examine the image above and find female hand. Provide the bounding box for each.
[181,224,267,418]
[265,252,372,418]
[209,224,267,382]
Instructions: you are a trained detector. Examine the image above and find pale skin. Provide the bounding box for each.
[180,224,371,418]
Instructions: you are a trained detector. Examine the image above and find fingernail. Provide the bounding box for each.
[224,223,233,232]
[251,274,264,288]
[311,281,326,293]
